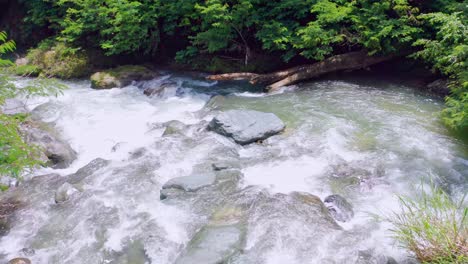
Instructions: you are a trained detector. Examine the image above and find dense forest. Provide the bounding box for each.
[0,0,466,132]
[1,1,467,264]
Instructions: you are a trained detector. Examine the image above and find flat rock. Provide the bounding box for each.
[162,173,216,192]
[175,225,243,264]
[208,110,285,145]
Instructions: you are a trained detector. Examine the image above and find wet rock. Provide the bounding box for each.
[356,250,398,264]
[232,191,341,262]
[160,188,185,200]
[54,182,79,203]
[143,81,178,97]
[91,65,155,89]
[175,205,246,264]
[324,194,354,222]
[208,110,285,145]
[204,95,226,110]
[8,258,31,264]
[20,121,77,169]
[67,158,110,184]
[162,120,187,137]
[175,225,243,264]
[162,172,216,192]
[19,248,35,257]
[0,99,28,115]
[0,198,22,236]
[426,79,450,96]
[212,160,241,171]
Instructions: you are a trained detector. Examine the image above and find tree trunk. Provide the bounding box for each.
[206,50,395,92]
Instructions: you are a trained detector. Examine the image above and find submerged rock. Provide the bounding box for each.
[143,81,178,97]
[91,65,155,89]
[20,121,77,169]
[162,172,216,192]
[208,110,285,145]
[175,225,243,264]
[324,194,354,222]
[162,120,188,137]
[54,182,79,203]
[175,205,246,264]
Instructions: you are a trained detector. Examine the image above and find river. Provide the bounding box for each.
[0,72,466,263]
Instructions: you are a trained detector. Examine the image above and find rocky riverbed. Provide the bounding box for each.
[0,72,466,264]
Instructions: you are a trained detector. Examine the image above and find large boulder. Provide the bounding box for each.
[20,121,77,169]
[91,65,155,89]
[208,110,285,145]
[175,205,246,264]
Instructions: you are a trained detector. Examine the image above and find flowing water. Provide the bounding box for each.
[0,72,467,264]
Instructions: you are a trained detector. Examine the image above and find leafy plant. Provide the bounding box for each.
[388,185,467,264]
[1,32,66,180]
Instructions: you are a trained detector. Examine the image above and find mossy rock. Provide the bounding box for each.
[13,65,41,77]
[90,65,155,89]
[25,42,89,79]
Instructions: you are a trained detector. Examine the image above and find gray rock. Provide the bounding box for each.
[212,160,241,171]
[208,110,285,145]
[67,158,110,184]
[143,81,178,97]
[324,194,354,222]
[204,95,226,110]
[54,182,79,203]
[19,248,35,257]
[20,121,77,169]
[162,120,187,137]
[356,250,398,264]
[162,172,216,192]
[0,198,22,236]
[8,258,31,264]
[175,225,243,264]
[0,99,28,115]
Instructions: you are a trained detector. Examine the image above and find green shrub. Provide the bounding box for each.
[388,185,467,264]
[26,42,89,79]
[14,65,41,77]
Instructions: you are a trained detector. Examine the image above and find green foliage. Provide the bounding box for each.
[56,0,159,55]
[412,11,468,132]
[388,185,467,263]
[0,32,15,67]
[1,32,66,179]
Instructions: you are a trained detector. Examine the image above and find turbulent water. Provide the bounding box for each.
[1,72,467,264]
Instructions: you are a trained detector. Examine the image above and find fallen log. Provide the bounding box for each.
[206,50,395,92]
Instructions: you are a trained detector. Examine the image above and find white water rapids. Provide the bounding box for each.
[0,73,466,264]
